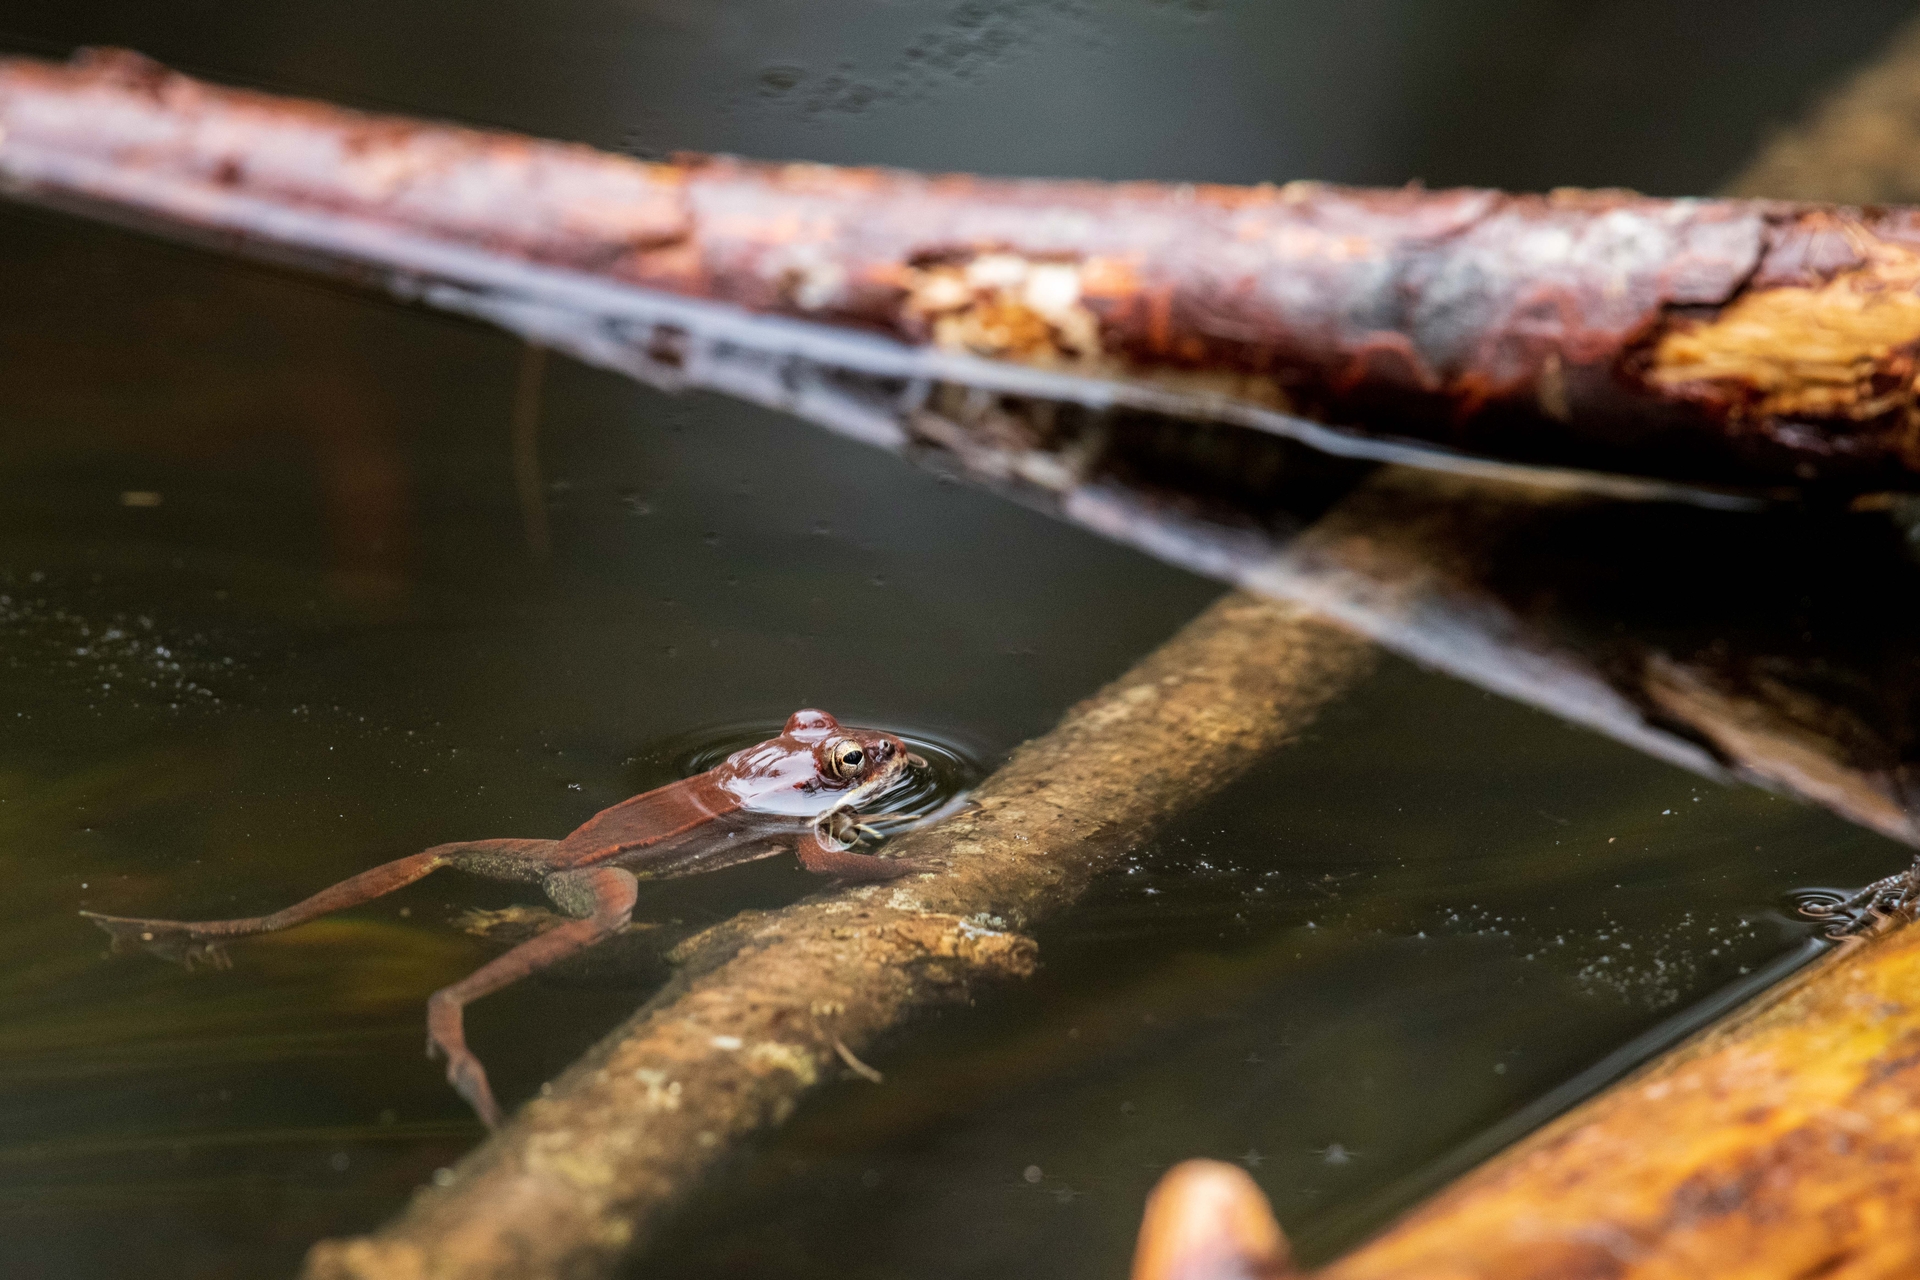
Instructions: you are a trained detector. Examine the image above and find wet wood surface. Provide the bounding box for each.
[13,49,1920,492]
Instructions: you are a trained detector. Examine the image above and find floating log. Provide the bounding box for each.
[10,48,1920,493]
[9,48,1915,839]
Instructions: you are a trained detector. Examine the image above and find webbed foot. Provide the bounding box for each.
[1801,855,1920,938]
[429,1040,502,1129]
[79,911,232,969]
[427,996,503,1128]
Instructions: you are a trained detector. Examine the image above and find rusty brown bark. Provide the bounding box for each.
[10,48,1920,492]
[301,593,1372,1280]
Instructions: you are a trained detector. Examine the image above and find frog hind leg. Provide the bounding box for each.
[426,865,638,1127]
[81,838,561,967]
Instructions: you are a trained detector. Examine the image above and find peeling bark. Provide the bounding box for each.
[301,593,1372,1280]
[11,48,1920,490]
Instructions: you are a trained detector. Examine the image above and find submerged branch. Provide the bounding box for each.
[10,49,1920,492]
[302,594,1373,1279]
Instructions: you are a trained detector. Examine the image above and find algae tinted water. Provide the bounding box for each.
[3,2,1918,1276]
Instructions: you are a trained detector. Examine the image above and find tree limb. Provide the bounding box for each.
[9,48,1920,492]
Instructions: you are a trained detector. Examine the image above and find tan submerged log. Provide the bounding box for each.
[11,48,1920,491]
[1128,915,1920,1280]
[301,593,1373,1280]
[1315,918,1920,1280]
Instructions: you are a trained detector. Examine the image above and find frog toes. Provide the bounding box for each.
[80,911,227,969]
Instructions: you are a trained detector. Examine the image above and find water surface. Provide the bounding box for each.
[3,2,1917,1277]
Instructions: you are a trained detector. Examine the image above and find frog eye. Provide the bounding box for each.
[827,740,867,779]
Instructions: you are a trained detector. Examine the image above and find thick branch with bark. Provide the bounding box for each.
[302,594,1372,1280]
[10,48,1920,491]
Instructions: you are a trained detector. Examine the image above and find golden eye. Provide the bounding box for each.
[829,741,866,778]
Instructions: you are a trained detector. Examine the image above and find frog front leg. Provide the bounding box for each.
[793,820,926,882]
[426,865,638,1127]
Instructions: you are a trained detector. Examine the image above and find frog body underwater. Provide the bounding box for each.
[83,709,926,1125]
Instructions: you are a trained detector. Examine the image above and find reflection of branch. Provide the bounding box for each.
[692,348,1920,850]
[305,594,1372,1280]
[1264,468,1920,847]
[11,48,1920,493]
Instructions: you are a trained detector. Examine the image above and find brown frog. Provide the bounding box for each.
[83,709,927,1125]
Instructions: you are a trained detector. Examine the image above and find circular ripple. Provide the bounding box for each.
[1789,887,1853,914]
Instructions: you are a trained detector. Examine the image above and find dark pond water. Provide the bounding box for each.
[3,2,1919,1278]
